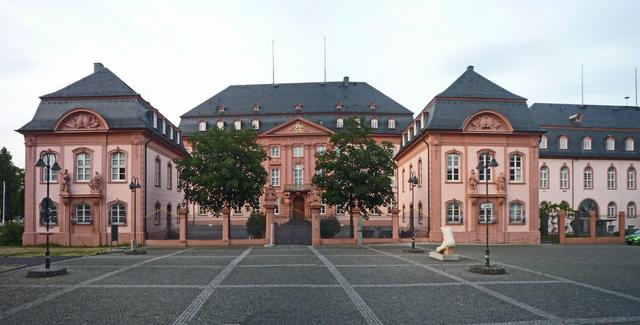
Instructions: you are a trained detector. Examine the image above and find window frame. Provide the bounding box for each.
[583,166,593,189]
[293,145,304,158]
[478,152,494,182]
[216,121,224,130]
[558,136,568,150]
[560,166,570,189]
[627,202,637,218]
[75,151,92,183]
[336,118,344,128]
[446,153,461,182]
[446,200,463,224]
[234,120,242,130]
[625,138,635,151]
[74,203,92,224]
[40,151,59,183]
[109,201,127,225]
[370,118,378,129]
[388,119,396,129]
[110,151,127,182]
[167,162,173,190]
[270,146,281,158]
[627,167,637,190]
[607,202,617,218]
[539,135,548,149]
[539,166,549,189]
[271,168,280,187]
[607,167,617,190]
[606,137,616,151]
[293,164,304,186]
[478,202,495,224]
[154,156,161,187]
[198,121,207,132]
[582,137,592,151]
[509,201,525,224]
[509,154,523,183]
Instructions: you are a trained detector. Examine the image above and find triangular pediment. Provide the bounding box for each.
[261,117,334,137]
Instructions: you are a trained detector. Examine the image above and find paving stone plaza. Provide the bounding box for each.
[0,244,639,324]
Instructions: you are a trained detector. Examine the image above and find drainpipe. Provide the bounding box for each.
[143,131,154,240]
[571,159,575,211]
[420,137,431,237]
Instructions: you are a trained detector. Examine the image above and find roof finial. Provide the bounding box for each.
[467,65,474,71]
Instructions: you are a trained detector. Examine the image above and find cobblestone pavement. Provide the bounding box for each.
[0,244,639,324]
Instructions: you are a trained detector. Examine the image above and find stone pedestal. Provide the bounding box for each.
[264,202,275,247]
[178,204,188,247]
[222,206,230,245]
[429,247,460,261]
[391,208,399,242]
[351,205,362,245]
[310,202,321,246]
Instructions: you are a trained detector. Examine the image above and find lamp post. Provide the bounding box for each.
[28,151,66,277]
[129,176,141,252]
[408,172,418,250]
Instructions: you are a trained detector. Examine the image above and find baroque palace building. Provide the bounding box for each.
[18,63,639,246]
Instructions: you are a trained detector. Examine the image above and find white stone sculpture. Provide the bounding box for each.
[429,226,460,261]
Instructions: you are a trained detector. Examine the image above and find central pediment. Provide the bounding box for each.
[261,117,334,137]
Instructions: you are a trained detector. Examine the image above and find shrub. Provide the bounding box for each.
[246,211,266,239]
[320,216,342,238]
[0,222,24,245]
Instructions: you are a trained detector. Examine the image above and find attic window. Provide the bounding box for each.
[153,113,158,129]
[253,103,261,111]
[198,121,207,132]
[169,127,174,140]
[217,104,225,112]
[335,101,343,109]
[294,102,303,110]
[368,101,376,110]
[388,119,396,129]
[251,120,260,129]
[216,121,224,130]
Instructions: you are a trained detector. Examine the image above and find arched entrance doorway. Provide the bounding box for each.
[275,196,310,245]
[575,199,599,235]
[292,196,305,220]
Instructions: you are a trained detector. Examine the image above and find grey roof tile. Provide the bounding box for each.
[436,66,525,100]
[41,67,138,98]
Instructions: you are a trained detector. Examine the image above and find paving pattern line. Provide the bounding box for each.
[244,254,311,257]
[365,246,563,323]
[171,247,252,325]
[309,246,384,325]
[472,280,568,285]
[459,254,640,304]
[351,282,462,288]
[235,263,323,268]
[0,248,193,320]
[470,315,640,325]
[218,284,342,288]
[84,284,207,289]
[334,264,416,267]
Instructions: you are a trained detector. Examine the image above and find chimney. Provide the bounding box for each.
[467,65,474,71]
[94,62,104,72]
[343,76,349,87]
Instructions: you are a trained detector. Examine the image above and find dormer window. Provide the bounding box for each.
[370,119,378,129]
[198,121,207,132]
[335,101,343,109]
[177,132,180,143]
[153,113,158,129]
[294,102,303,110]
[169,127,174,140]
[161,119,166,134]
[253,103,260,111]
[234,120,242,130]
[558,136,568,150]
[217,104,225,112]
[606,137,615,151]
[625,137,635,151]
[540,135,548,149]
[251,120,260,129]
[582,137,592,150]
[216,121,224,130]
[336,118,344,128]
[388,119,396,129]
[368,101,376,110]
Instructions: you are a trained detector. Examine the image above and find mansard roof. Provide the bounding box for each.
[436,66,526,100]
[179,78,414,137]
[41,65,138,98]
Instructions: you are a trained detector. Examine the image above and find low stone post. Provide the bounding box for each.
[558,210,566,244]
[264,203,275,247]
[351,205,362,245]
[589,210,596,241]
[222,206,230,245]
[178,203,188,247]
[618,211,626,240]
[309,201,321,246]
[391,208,400,242]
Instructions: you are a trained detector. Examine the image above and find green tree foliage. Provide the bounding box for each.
[176,128,268,215]
[0,147,24,221]
[539,201,574,235]
[246,211,266,238]
[313,117,395,236]
[320,215,342,238]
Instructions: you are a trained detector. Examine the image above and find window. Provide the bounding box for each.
[388,119,396,129]
[293,145,304,158]
[418,159,423,185]
[387,197,395,214]
[110,152,126,181]
[607,202,617,218]
[558,136,568,150]
[320,199,326,215]
[606,137,615,151]
[154,157,161,187]
[627,167,636,189]
[274,197,280,215]
[509,202,525,224]
[478,153,493,182]
[584,167,593,189]
[539,166,549,189]
[627,202,636,218]
[154,202,161,225]
[370,119,378,129]
[110,202,126,225]
[198,206,206,216]
[42,153,58,182]
[40,200,57,225]
[560,166,569,189]
[293,165,303,186]
[153,113,158,128]
[418,202,423,224]
[169,127,174,140]
[76,152,92,182]
[316,145,325,154]
[75,203,91,224]
[162,119,166,134]
[167,163,173,190]
[607,167,616,189]
[216,121,224,130]
[271,169,280,186]
[478,203,494,224]
[446,201,462,224]
[234,120,242,130]
[167,204,172,224]
[446,154,460,181]
[198,121,207,131]
[402,169,405,192]
[625,138,635,151]
[336,118,344,128]
[509,154,523,182]
[271,146,280,158]
[582,137,592,150]
[539,135,548,149]
[402,204,405,222]
[251,120,260,129]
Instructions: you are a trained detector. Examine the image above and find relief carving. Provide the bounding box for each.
[467,114,504,131]
[88,172,102,193]
[63,113,102,130]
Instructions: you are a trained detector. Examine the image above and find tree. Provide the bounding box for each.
[175,128,268,232]
[539,201,574,236]
[312,117,396,237]
[0,147,24,221]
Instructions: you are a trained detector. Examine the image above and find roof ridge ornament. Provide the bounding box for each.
[369,101,377,110]
[294,101,303,110]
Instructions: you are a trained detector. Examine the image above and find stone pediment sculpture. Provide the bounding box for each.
[263,117,333,137]
[496,172,506,193]
[64,113,101,129]
[429,226,460,261]
[469,169,479,193]
[60,169,71,193]
[88,171,102,193]
[464,112,512,132]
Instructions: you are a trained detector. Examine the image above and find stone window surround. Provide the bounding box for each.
[445,199,463,225]
[508,151,526,184]
[539,164,549,189]
[72,147,94,184]
[154,156,161,187]
[108,200,128,226]
[607,166,617,190]
[108,148,128,183]
[559,164,570,189]
[627,166,637,190]
[39,149,60,184]
[39,200,59,226]
[583,165,594,190]
[476,149,497,183]
[508,200,526,224]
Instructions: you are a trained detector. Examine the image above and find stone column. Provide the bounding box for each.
[589,210,596,241]
[178,203,188,247]
[264,205,275,246]
[391,208,400,242]
[618,211,626,240]
[310,201,321,246]
[222,206,230,245]
[351,205,362,245]
[558,210,566,244]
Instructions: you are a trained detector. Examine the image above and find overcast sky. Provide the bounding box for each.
[1,0,639,168]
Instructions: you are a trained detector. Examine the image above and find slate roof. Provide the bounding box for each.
[436,66,526,100]
[41,66,138,98]
[179,78,414,136]
[531,103,640,159]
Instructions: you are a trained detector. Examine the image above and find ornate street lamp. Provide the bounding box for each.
[470,156,505,275]
[408,172,419,250]
[128,176,142,253]
[28,151,67,277]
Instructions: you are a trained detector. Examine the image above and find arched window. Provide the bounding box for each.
[558,136,568,150]
[539,166,549,189]
[418,159,423,185]
[606,137,615,151]
[336,118,344,128]
[478,152,493,182]
[39,200,58,225]
[560,166,569,189]
[418,202,423,224]
[607,202,617,218]
[41,152,58,182]
[582,137,592,150]
[509,154,523,182]
[625,138,635,151]
[234,120,242,130]
[509,202,525,224]
[154,157,161,187]
[154,202,161,225]
[478,202,494,224]
[167,162,173,190]
[293,164,303,186]
[370,119,378,129]
[198,206,207,216]
[446,201,462,224]
[628,167,637,190]
[607,167,616,189]
[251,120,260,129]
[583,167,593,189]
[627,202,637,218]
[402,169,405,192]
[110,151,126,181]
[446,153,460,181]
[274,197,280,215]
[388,119,396,129]
[109,202,126,225]
[76,152,92,182]
[198,121,207,131]
[167,203,172,226]
[216,121,224,130]
[75,203,91,224]
[539,135,548,149]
